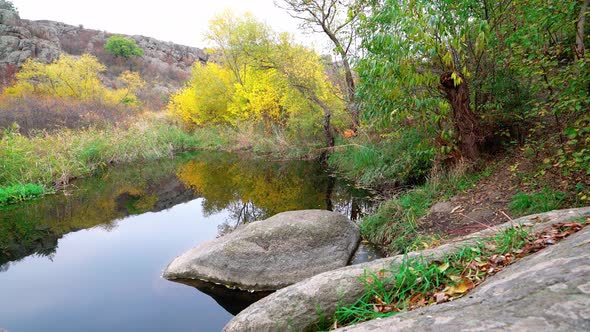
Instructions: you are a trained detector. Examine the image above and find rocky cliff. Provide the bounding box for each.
[0,8,206,93]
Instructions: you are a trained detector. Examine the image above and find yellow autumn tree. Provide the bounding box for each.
[229,68,289,125]
[114,70,145,105]
[169,11,345,139]
[168,62,235,126]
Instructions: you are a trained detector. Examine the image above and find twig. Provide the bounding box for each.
[500,210,513,222]
[459,212,498,232]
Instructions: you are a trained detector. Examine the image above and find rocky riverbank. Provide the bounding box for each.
[224,207,590,331]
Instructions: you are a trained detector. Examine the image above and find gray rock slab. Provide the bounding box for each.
[163,209,360,291]
[223,207,590,332]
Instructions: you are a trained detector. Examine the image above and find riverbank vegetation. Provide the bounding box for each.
[319,221,587,330]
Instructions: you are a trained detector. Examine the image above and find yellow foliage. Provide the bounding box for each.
[168,12,346,131]
[168,62,235,126]
[229,68,288,124]
[114,70,145,106]
[3,54,141,106]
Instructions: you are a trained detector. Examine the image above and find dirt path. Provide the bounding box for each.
[419,159,521,237]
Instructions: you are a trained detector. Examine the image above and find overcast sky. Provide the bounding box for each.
[11,0,328,50]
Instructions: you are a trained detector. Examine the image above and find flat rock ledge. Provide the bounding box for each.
[163,209,360,291]
[224,207,590,332]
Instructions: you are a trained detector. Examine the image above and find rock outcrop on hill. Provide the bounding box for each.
[0,8,206,91]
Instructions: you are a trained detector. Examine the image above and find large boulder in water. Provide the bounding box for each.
[163,209,360,291]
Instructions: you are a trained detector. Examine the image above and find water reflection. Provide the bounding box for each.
[1,151,372,272]
[173,278,273,315]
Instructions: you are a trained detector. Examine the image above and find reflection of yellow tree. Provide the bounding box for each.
[177,160,237,214]
[177,157,325,219]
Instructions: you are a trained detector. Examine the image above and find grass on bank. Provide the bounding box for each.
[509,188,566,216]
[321,221,585,330]
[360,164,494,255]
[0,183,45,207]
[0,118,200,187]
[328,128,434,189]
[0,114,324,205]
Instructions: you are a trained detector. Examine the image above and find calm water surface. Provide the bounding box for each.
[0,152,372,331]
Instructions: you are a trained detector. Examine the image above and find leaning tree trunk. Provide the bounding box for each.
[312,96,335,163]
[440,71,482,161]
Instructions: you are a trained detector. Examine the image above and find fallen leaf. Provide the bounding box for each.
[449,274,462,283]
[374,295,386,306]
[446,279,475,296]
[381,305,397,313]
[408,293,423,305]
[467,260,479,270]
[490,254,505,265]
[438,262,450,273]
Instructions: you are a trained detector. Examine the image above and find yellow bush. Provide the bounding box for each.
[3,54,142,106]
[168,62,235,126]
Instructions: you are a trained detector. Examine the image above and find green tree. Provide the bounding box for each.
[104,35,144,68]
[357,0,511,160]
[0,0,17,13]
[357,0,589,164]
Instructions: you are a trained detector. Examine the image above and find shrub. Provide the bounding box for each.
[0,183,45,206]
[329,128,435,188]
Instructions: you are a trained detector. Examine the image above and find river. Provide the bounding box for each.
[0,151,373,331]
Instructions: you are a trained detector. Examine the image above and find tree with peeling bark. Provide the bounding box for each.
[275,0,363,131]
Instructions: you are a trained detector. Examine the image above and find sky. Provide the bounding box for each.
[10,0,328,51]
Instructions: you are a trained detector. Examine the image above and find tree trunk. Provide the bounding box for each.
[575,0,589,60]
[312,96,335,162]
[341,57,359,131]
[325,175,335,211]
[440,71,482,161]
[325,30,358,131]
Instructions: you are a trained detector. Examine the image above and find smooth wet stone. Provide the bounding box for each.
[163,209,360,291]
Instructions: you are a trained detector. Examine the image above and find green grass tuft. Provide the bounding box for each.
[360,165,493,254]
[328,128,435,188]
[328,225,533,330]
[0,183,46,206]
[509,188,566,216]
